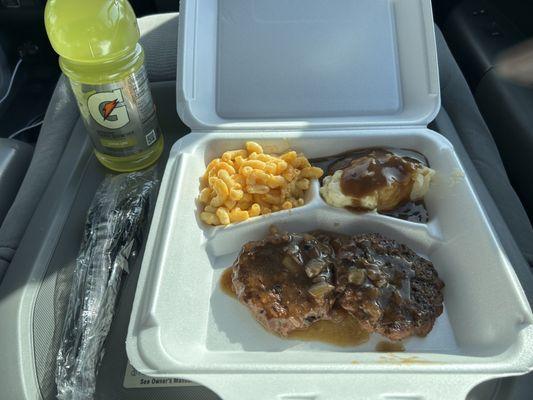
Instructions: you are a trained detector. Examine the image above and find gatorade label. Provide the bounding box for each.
[71,65,161,157]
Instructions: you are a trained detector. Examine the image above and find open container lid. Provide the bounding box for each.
[176,0,440,131]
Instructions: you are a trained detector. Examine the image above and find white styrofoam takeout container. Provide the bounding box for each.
[127,0,533,399]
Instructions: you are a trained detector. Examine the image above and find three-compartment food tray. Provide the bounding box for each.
[126,0,533,399]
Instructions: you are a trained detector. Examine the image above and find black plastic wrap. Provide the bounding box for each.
[56,169,158,400]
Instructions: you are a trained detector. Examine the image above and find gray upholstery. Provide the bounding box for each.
[139,13,179,83]
[0,139,33,227]
[434,27,533,264]
[0,75,78,282]
[475,69,533,219]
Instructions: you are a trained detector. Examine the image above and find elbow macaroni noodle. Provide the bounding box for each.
[199,141,323,225]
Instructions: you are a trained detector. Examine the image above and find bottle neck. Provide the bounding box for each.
[59,44,145,85]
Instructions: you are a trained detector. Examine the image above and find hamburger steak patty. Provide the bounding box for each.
[232,229,336,336]
[231,228,444,340]
[333,233,444,340]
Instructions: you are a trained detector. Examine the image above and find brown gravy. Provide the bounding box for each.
[312,148,428,175]
[312,148,430,223]
[381,200,428,223]
[375,341,405,352]
[220,267,370,347]
[288,310,370,347]
[340,150,416,199]
[220,267,236,298]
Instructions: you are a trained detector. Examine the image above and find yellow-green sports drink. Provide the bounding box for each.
[45,0,163,172]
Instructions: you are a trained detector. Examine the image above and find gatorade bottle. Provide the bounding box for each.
[44,0,163,172]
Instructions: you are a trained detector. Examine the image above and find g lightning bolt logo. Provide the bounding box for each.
[102,99,119,120]
[88,88,130,129]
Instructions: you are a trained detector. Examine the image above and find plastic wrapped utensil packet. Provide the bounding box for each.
[56,169,158,400]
